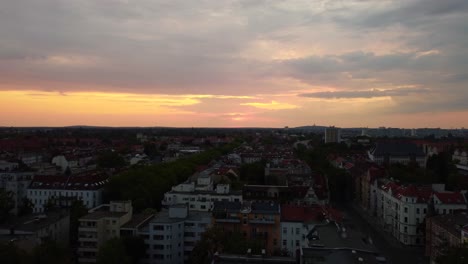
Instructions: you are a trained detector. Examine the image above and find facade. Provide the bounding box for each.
[77,201,133,263]
[27,174,107,213]
[162,181,242,211]
[212,201,281,255]
[140,205,211,264]
[426,212,468,264]
[324,127,341,144]
[0,171,34,215]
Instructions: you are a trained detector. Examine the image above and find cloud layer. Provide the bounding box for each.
[0,0,467,127]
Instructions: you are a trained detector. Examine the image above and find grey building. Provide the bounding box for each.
[140,205,211,264]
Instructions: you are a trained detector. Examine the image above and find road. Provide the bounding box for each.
[342,204,428,264]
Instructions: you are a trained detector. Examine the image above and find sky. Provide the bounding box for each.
[1,0,467,128]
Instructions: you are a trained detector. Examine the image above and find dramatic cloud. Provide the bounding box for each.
[0,0,467,127]
[299,88,430,99]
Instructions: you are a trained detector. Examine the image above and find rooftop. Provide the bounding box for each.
[429,212,468,238]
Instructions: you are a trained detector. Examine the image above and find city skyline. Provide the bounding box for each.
[1,0,468,128]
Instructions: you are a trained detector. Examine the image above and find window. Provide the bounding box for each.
[424,208,427,214]
[416,208,420,214]
[296,240,300,247]
[282,240,287,246]
[296,228,300,235]
[282,227,287,234]
[404,207,408,213]
[153,244,164,250]
[404,226,407,233]
[404,217,408,223]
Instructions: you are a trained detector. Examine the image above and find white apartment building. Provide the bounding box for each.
[77,201,133,263]
[139,205,211,264]
[162,179,242,211]
[369,180,467,246]
[0,171,34,215]
[27,175,107,213]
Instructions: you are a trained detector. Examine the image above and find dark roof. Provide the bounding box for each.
[0,210,69,233]
[213,201,242,213]
[251,202,279,214]
[213,201,279,214]
[372,142,425,157]
[429,212,468,238]
[121,213,154,229]
[29,174,109,190]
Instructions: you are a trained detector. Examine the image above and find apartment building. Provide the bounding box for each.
[212,201,281,255]
[27,174,107,213]
[139,205,211,264]
[161,180,242,211]
[77,201,133,263]
[0,171,34,215]
[426,212,468,264]
[280,205,323,257]
[369,179,467,246]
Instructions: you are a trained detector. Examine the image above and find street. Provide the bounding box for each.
[342,204,428,264]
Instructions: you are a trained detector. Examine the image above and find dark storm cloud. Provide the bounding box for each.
[299,87,429,99]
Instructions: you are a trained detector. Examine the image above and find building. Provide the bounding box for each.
[27,174,108,213]
[139,205,211,264]
[369,142,427,168]
[212,201,281,255]
[369,179,467,246]
[453,149,468,165]
[77,201,133,263]
[0,210,70,252]
[280,205,324,257]
[162,180,242,211]
[426,212,468,264]
[324,127,341,144]
[0,171,34,215]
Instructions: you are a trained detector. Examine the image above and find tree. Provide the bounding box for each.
[97,151,126,169]
[32,239,73,264]
[0,189,14,223]
[69,200,88,246]
[97,238,131,264]
[122,236,146,264]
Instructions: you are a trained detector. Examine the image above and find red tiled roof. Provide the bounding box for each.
[434,192,466,204]
[281,205,323,222]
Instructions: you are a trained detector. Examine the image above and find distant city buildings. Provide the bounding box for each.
[324,126,341,143]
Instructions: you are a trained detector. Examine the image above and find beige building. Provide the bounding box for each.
[77,201,133,263]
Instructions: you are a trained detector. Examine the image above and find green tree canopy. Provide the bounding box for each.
[97,238,131,264]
